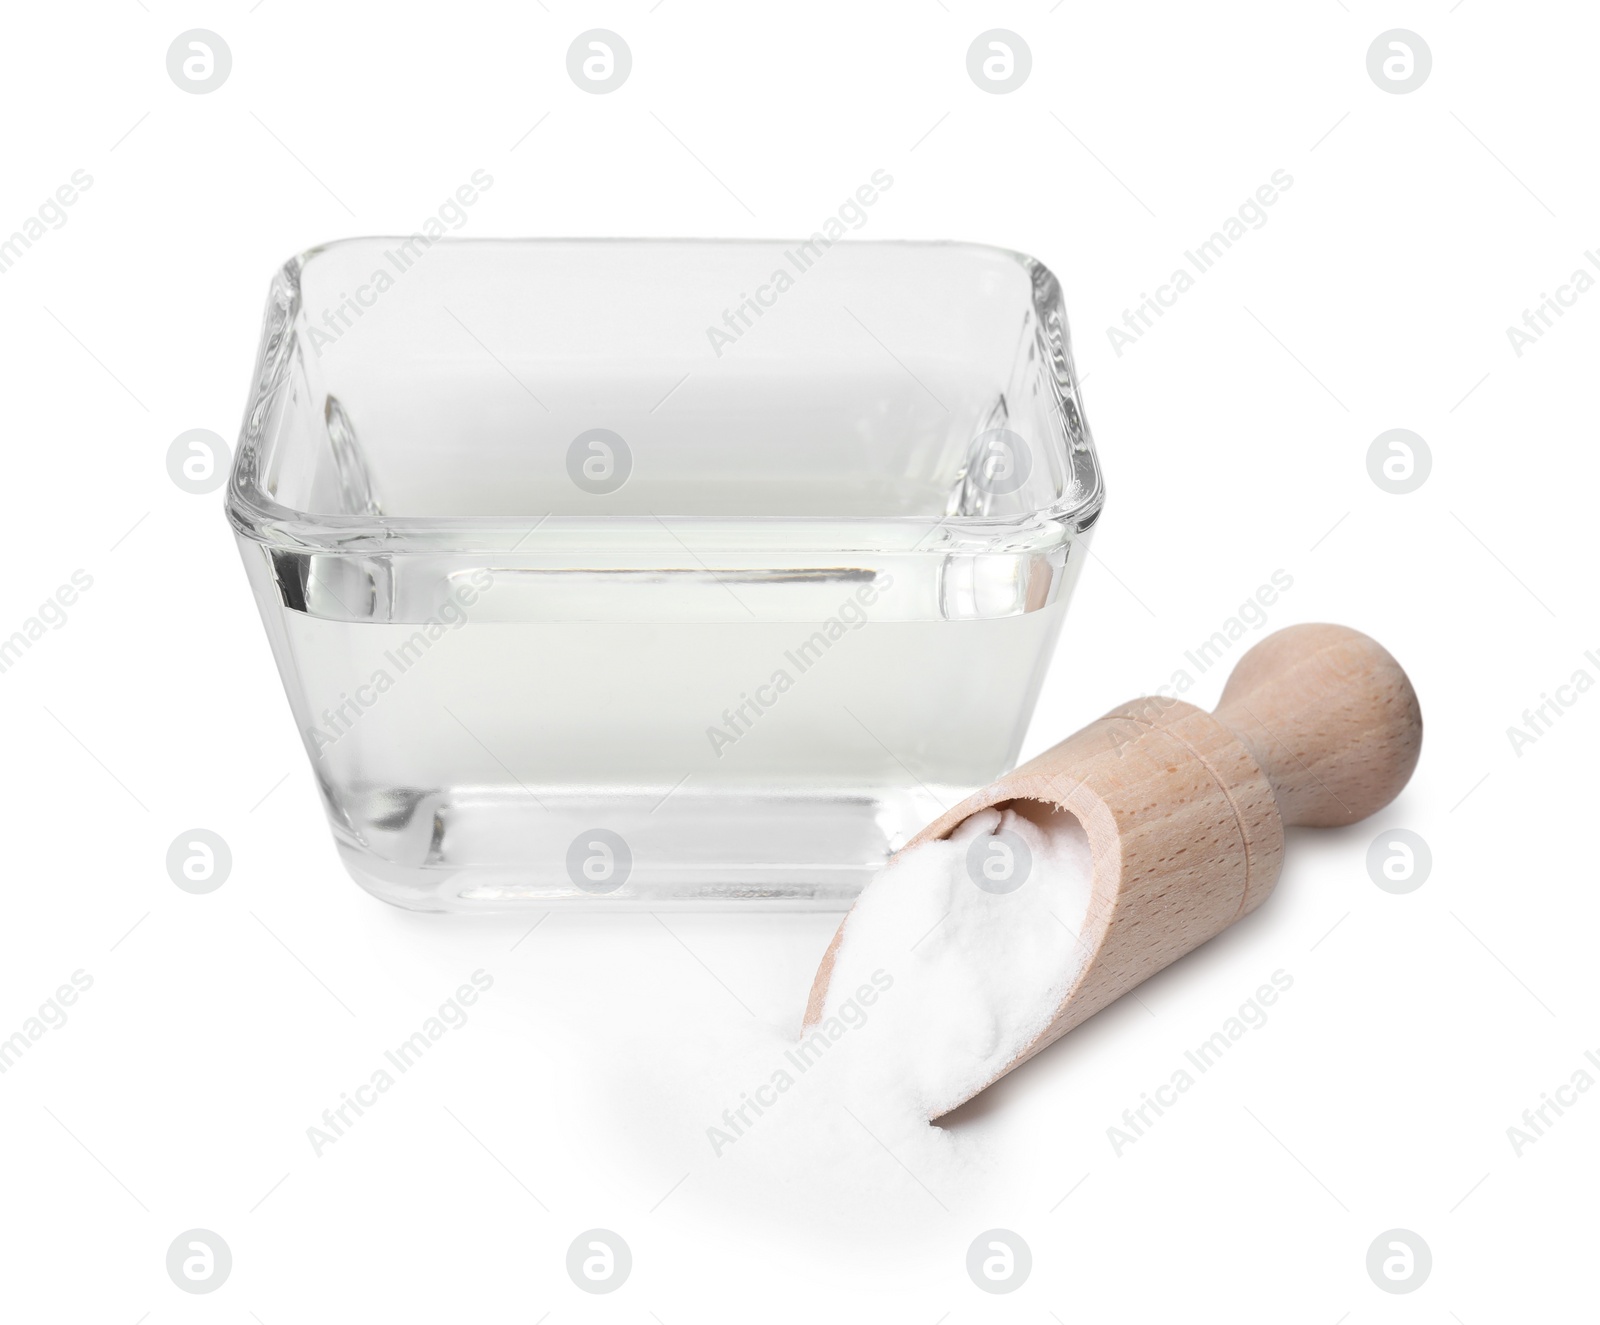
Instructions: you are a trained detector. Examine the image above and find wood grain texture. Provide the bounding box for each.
[803,623,1422,1115]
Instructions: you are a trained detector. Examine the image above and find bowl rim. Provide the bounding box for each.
[225,237,1104,557]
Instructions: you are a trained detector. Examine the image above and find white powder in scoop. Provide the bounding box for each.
[690,805,1096,1178]
[812,804,1096,1121]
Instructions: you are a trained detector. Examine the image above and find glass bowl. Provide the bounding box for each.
[227,238,1103,910]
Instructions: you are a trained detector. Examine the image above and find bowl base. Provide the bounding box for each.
[329,784,965,911]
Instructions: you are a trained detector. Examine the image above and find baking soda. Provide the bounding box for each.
[697,804,1096,1202]
[814,805,1096,1118]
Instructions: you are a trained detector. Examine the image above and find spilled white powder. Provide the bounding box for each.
[812,804,1097,1120]
[649,796,1100,1209]
[593,803,1098,1233]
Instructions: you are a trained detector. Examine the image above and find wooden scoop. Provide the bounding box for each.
[804,623,1422,1115]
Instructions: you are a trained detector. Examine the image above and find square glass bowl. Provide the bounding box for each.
[227,239,1103,910]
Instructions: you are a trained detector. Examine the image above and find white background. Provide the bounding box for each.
[1,1,1595,1319]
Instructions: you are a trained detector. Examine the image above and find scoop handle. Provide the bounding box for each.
[1212,623,1422,828]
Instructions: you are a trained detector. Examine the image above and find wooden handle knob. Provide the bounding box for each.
[1212,623,1422,829]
